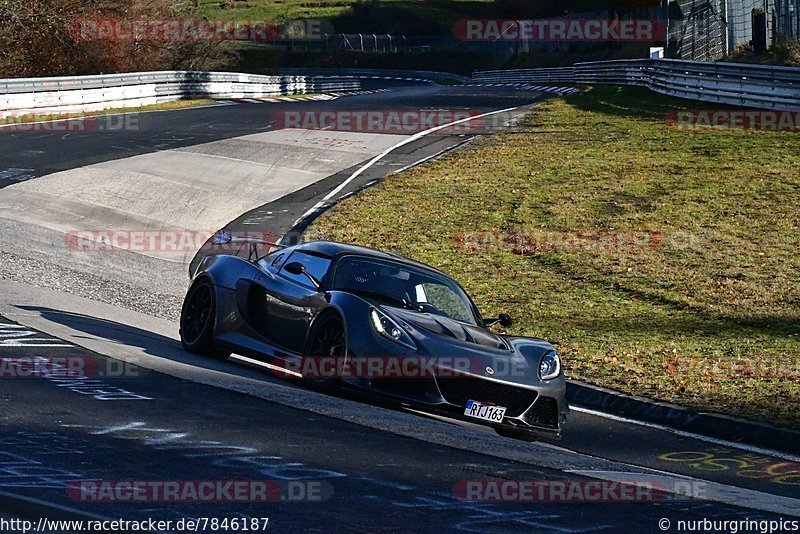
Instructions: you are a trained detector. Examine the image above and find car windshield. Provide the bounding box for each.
[333,256,480,325]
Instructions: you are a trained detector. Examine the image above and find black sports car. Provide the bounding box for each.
[180,235,568,440]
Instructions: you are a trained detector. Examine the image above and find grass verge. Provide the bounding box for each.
[308,85,800,429]
[0,99,218,126]
[196,0,496,33]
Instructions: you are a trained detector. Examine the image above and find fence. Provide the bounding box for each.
[0,71,361,118]
[4,60,800,117]
[472,58,800,109]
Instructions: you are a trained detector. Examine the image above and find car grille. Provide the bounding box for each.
[523,396,560,429]
[435,374,538,418]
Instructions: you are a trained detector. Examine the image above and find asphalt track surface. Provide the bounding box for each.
[0,316,792,533]
[1,81,799,532]
[0,83,521,184]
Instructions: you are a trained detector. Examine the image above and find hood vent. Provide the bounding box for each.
[388,307,507,350]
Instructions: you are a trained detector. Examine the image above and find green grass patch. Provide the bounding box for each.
[309,85,800,429]
[0,98,218,126]
[106,98,219,113]
[197,0,358,21]
[196,0,496,34]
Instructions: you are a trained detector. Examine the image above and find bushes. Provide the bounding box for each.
[0,0,236,78]
[722,35,800,67]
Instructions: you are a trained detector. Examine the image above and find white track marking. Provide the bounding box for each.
[288,106,519,233]
[572,405,800,463]
[407,407,800,516]
[393,138,475,174]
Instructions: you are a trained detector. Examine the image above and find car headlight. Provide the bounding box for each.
[539,351,561,380]
[370,308,416,350]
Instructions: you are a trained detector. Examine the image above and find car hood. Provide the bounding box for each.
[384,306,508,351]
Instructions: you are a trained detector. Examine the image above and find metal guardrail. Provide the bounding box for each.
[0,71,362,117]
[473,59,800,110]
[280,68,470,85]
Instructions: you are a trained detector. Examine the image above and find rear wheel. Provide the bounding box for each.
[180,278,230,360]
[303,313,346,392]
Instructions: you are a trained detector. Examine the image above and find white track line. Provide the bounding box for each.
[572,405,800,463]
[393,137,475,174]
[289,106,519,232]
[563,469,800,517]
[407,407,800,516]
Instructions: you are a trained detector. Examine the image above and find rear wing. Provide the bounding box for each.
[189,229,286,279]
[210,229,286,261]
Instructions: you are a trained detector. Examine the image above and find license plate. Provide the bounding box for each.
[464,400,506,423]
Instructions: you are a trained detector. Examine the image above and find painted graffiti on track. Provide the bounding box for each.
[0,316,151,400]
[659,448,800,486]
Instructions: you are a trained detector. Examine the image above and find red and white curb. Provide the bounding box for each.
[467,83,580,95]
[218,89,391,106]
[327,88,391,98]
[218,94,336,105]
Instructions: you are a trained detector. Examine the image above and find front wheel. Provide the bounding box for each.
[302,313,346,392]
[180,278,230,360]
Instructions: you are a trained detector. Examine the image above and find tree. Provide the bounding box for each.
[0,0,234,77]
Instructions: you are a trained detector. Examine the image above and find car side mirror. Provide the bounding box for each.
[284,262,321,290]
[284,262,306,275]
[484,313,513,328]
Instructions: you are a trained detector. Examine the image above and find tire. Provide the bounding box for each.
[302,313,346,393]
[495,428,538,442]
[180,278,230,360]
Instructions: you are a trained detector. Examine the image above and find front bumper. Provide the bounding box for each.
[351,365,568,436]
[432,372,567,435]
[342,315,568,436]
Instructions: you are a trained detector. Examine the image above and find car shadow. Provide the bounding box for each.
[15,304,306,390]
[12,304,441,428]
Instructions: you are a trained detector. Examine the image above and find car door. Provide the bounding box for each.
[251,250,331,354]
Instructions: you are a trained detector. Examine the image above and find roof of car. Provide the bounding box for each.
[296,241,451,278]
